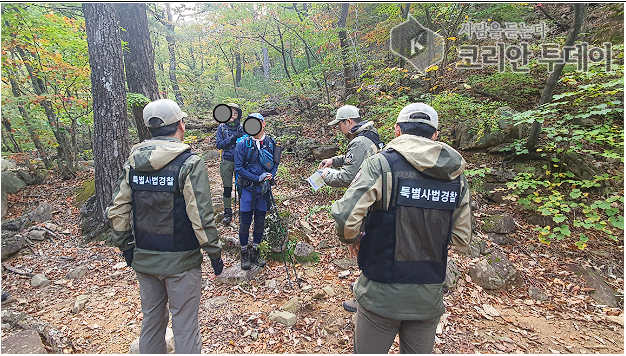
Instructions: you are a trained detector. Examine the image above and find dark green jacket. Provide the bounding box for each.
[331,134,471,320]
[107,137,221,275]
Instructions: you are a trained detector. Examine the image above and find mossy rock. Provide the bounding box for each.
[74,178,95,209]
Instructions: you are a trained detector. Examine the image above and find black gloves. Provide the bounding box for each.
[123,249,134,267]
[230,133,242,144]
[211,258,224,276]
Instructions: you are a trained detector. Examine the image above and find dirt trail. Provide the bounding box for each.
[1,143,623,354]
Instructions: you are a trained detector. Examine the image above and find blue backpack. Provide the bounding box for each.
[235,136,276,188]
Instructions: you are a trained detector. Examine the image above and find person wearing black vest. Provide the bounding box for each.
[331,103,471,353]
[107,99,223,354]
[318,104,385,312]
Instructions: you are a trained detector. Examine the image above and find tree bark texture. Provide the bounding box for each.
[526,4,587,151]
[83,3,131,235]
[165,3,185,108]
[116,3,160,143]
[337,3,353,97]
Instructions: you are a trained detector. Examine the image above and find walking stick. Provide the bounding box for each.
[268,188,301,289]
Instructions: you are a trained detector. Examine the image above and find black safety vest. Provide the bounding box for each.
[358,149,461,284]
[357,129,385,151]
[129,151,200,252]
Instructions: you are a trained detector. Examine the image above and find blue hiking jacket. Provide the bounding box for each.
[215,122,244,162]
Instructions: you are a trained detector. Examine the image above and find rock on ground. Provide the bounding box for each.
[204,296,229,309]
[215,265,261,285]
[481,214,516,234]
[66,267,89,280]
[1,170,26,194]
[269,311,297,327]
[31,274,50,288]
[28,202,53,223]
[281,297,301,312]
[1,329,48,354]
[72,295,89,314]
[469,250,517,290]
[294,241,315,257]
[332,258,357,270]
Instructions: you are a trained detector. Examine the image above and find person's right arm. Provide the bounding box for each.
[106,163,134,252]
[215,125,233,150]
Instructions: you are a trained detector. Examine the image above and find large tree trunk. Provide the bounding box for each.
[116,3,160,143]
[337,3,353,97]
[83,3,131,239]
[526,4,587,151]
[165,3,184,108]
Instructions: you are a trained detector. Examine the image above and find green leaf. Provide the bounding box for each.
[609,215,624,230]
[552,215,567,223]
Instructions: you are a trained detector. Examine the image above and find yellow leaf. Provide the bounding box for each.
[447,37,457,41]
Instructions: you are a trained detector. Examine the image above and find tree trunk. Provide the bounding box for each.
[526,4,587,151]
[7,76,52,168]
[165,3,184,108]
[116,3,160,143]
[83,2,131,238]
[235,51,242,87]
[217,43,239,97]
[17,49,76,177]
[262,47,271,80]
[276,24,292,82]
[337,3,353,97]
[1,118,21,153]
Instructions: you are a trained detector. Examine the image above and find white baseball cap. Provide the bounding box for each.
[143,99,187,128]
[328,105,360,126]
[396,103,438,129]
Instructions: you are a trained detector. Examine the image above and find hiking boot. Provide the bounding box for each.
[241,249,251,270]
[343,299,358,313]
[250,247,266,268]
[223,208,232,225]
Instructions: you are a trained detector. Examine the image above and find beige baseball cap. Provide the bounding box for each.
[396,103,438,129]
[143,99,187,128]
[328,105,360,126]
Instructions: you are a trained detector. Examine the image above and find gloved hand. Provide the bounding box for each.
[258,172,269,182]
[210,258,224,276]
[230,135,238,144]
[123,249,134,267]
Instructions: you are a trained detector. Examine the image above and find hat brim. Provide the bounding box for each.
[327,118,341,126]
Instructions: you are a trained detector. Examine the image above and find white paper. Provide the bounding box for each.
[307,169,339,191]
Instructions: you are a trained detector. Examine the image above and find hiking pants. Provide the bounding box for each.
[354,304,440,354]
[219,159,235,210]
[135,267,202,354]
